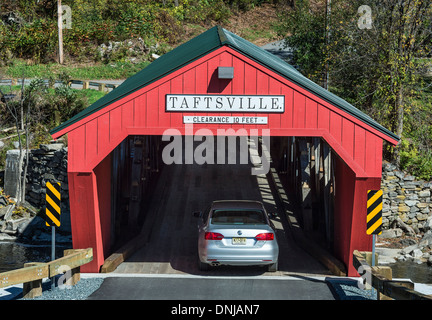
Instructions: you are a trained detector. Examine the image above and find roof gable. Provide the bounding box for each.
[51,26,399,144]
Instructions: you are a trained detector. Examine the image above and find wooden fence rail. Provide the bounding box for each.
[0,248,92,298]
[353,250,432,300]
[0,79,118,91]
[68,80,118,91]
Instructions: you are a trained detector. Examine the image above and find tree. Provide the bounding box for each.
[0,77,45,205]
[278,0,432,166]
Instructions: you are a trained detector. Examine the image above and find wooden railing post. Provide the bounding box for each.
[22,262,48,299]
[0,247,93,299]
[353,250,432,300]
[63,249,81,286]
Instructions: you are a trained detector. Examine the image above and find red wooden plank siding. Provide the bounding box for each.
[341,118,355,159]
[134,93,146,128]
[232,56,244,95]
[280,85,293,129]
[68,172,104,272]
[158,81,171,129]
[330,111,342,143]
[183,68,196,94]
[293,90,306,129]
[305,97,318,129]
[354,125,366,171]
[169,74,183,129]
[146,88,159,128]
[109,106,122,142]
[85,119,98,166]
[219,51,232,94]
[214,52,229,130]
[365,130,378,177]
[97,113,110,160]
[256,70,268,130]
[67,126,86,172]
[244,62,257,95]
[317,104,330,132]
[121,100,134,131]
[268,77,282,129]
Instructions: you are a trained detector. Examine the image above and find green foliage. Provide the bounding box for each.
[0,0,259,63]
[276,0,432,179]
[275,0,327,84]
[0,75,106,146]
[3,59,151,80]
[399,139,432,180]
[0,18,57,63]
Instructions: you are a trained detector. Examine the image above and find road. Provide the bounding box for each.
[87,274,336,300]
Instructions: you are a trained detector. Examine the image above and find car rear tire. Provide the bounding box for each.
[268,261,278,272]
[199,261,209,271]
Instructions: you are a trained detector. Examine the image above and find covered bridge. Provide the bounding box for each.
[51,26,399,276]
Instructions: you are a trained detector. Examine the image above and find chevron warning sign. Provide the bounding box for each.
[43,182,61,227]
[367,189,382,235]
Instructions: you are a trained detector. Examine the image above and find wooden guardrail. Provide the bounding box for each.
[353,250,432,300]
[0,79,118,91]
[68,80,118,91]
[0,248,92,299]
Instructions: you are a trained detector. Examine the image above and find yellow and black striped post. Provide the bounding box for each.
[44,182,61,227]
[44,181,61,289]
[367,189,382,235]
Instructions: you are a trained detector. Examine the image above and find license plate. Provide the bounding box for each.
[232,237,246,245]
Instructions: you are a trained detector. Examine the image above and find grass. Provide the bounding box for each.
[1,59,150,80]
[0,86,107,171]
[240,24,279,44]
[79,88,108,105]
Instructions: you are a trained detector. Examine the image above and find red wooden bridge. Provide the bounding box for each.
[50,26,399,276]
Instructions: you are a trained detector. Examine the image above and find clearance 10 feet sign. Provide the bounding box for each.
[166,94,285,125]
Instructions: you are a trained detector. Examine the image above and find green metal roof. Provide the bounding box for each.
[51,26,399,142]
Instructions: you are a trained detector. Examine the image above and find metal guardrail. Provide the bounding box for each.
[0,248,93,298]
[353,250,432,300]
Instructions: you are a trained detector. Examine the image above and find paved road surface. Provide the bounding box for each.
[87,274,337,300]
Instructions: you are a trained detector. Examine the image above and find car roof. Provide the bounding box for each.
[211,200,264,210]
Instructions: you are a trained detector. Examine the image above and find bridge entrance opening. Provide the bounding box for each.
[105,133,340,276]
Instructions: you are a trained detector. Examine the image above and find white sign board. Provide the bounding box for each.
[166,94,284,113]
[183,116,268,124]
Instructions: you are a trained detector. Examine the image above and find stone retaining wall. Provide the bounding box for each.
[25,142,70,232]
[382,161,432,235]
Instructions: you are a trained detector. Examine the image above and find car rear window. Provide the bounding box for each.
[211,209,267,225]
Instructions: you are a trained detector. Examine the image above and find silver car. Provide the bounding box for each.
[194,200,279,272]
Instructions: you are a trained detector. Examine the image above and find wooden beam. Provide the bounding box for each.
[48,248,93,277]
[0,263,48,288]
[22,263,47,299]
[353,250,432,300]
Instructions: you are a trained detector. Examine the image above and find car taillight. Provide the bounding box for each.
[205,232,224,240]
[255,233,274,241]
